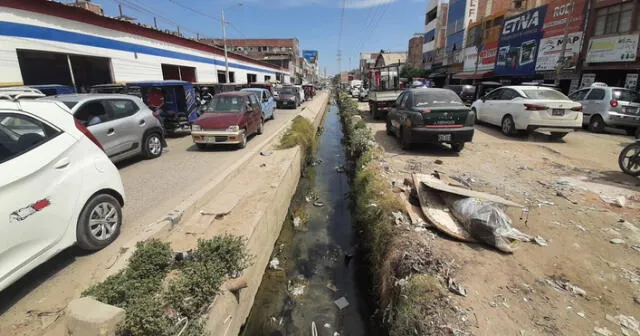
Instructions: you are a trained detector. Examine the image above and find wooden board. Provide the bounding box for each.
[412,173,476,242]
[415,173,524,208]
[399,190,430,227]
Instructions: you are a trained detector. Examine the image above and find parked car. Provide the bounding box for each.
[28,84,75,96]
[44,94,166,162]
[386,88,475,152]
[275,86,300,109]
[471,85,582,139]
[191,91,264,149]
[358,87,369,102]
[293,85,306,104]
[351,87,361,98]
[249,82,276,96]
[444,84,476,105]
[0,93,125,292]
[567,84,640,135]
[241,88,275,120]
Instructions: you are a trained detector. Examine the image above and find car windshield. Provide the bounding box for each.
[203,95,243,113]
[413,91,464,107]
[613,89,640,103]
[279,87,295,95]
[521,89,569,100]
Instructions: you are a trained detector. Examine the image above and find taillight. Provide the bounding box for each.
[524,104,548,111]
[152,111,160,119]
[74,119,103,151]
[570,106,583,111]
[610,99,619,107]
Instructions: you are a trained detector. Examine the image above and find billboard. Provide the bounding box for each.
[535,0,587,71]
[302,50,318,63]
[463,41,498,72]
[495,6,547,76]
[586,34,639,63]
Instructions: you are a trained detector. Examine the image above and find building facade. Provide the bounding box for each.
[444,0,480,81]
[407,33,425,68]
[199,38,301,84]
[0,0,287,90]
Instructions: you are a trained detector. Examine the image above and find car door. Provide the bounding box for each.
[74,100,119,157]
[248,95,261,133]
[500,88,524,125]
[101,99,141,158]
[583,88,606,118]
[0,112,82,285]
[389,92,406,130]
[265,90,275,118]
[478,88,504,125]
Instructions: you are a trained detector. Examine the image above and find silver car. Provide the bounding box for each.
[568,85,640,135]
[46,94,166,162]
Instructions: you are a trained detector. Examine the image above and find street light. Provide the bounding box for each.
[221,2,243,84]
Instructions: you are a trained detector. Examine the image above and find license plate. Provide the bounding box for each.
[552,109,565,116]
[624,107,639,114]
[206,136,217,143]
[438,134,452,142]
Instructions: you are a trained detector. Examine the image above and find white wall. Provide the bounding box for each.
[0,7,282,85]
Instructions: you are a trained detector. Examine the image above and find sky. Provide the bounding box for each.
[66,0,428,75]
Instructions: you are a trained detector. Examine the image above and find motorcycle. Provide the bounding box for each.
[618,140,640,176]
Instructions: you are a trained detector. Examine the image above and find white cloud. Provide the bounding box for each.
[344,0,399,8]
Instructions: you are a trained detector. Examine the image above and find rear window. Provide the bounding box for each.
[521,89,569,100]
[613,90,640,103]
[413,91,464,107]
[62,102,78,109]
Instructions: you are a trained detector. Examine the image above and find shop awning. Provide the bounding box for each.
[452,70,495,80]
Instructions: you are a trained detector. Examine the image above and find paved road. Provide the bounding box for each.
[0,98,318,336]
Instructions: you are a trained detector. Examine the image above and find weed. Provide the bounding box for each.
[278,116,316,150]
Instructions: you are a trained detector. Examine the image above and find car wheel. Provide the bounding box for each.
[237,132,247,149]
[451,142,465,152]
[76,194,122,251]
[624,128,636,136]
[501,115,516,136]
[386,119,394,136]
[588,115,605,133]
[398,127,412,150]
[271,111,275,120]
[196,143,207,150]
[257,118,265,135]
[549,132,568,140]
[142,132,163,159]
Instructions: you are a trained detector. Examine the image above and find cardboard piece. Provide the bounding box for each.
[416,173,523,208]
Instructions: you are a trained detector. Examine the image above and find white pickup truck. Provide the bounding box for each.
[368,64,404,119]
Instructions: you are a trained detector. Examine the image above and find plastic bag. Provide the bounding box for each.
[450,198,532,253]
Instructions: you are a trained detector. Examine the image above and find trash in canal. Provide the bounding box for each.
[293,216,301,228]
[311,321,318,336]
[336,166,345,173]
[326,283,337,292]
[269,258,280,270]
[313,201,325,207]
[334,297,350,310]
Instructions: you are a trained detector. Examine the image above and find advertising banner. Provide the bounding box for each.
[535,0,587,71]
[625,74,639,90]
[495,6,547,76]
[302,50,318,63]
[463,47,478,72]
[580,73,596,88]
[586,34,639,63]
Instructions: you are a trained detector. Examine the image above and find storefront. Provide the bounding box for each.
[581,33,640,90]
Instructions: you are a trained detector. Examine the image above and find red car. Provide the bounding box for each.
[191,91,264,149]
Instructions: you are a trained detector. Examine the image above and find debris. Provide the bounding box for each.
[447,277,467,297]
[610,238,626,245]
[395,278,409,287]
[577,312,585,318]
[269,258,280,270]
[326,283,337,292]
[556,191,578,204]
[615,196,627,208]
[418,173,523,207]
[260,163,267,168]
[545,278,586,297]
[324,323,331,328]
[334,297,350,310]
[537,200,555,207]
[594,327,613,336]
[335,166,345,173]
[392,211,408,226]
[173,251,192,262]
[534,236,549,247]
[615,314,640,335]
[293,217,301,228]
[334,333,340,336]
[576,225,587,232]
[434,159,443,165]
[367,203,378,208]
[311,321,318,336]
[290,284,305,296]
[260,151,273,156]
[632,246,640,253]
[313,201,325,207]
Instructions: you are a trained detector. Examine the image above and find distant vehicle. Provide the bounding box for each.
[191,91,264,149]
[0,94,125,292]
[350,79,363,88]
[27,84,75,96]
[351,87,361,98]
[471,85,582,139]
[293,85,306,103]
[567,85,640,135]
[358,87,369,102]
[368,63,404,119]
[302,84,316,100]
[386,88,474,152]
[444,85,476,106]
[248,83,275,96]
[241,88,275,120]
[473,82,502,102]
[45,94,166,162]
[276,86,300,108]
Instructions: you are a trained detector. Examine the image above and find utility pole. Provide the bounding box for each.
[118,4,123,17]
[473,20,486,84]
[222,8,230,84]
[554,0,574,86]
[153,17,158,29]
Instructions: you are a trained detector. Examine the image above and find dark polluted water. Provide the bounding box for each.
[241,103,370,336]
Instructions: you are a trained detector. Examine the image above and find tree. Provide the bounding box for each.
[400,65,425,81]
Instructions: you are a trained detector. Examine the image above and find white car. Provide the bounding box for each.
[471,85,583,139]
[351,87,361,98]
[0,93,125,292]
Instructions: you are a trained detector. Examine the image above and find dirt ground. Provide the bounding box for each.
[356,101,640,336]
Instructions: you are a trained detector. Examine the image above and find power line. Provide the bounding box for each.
[164,0,246,38]
[111,0,202,36]
[337,0,346,75]
[359,1,391,51]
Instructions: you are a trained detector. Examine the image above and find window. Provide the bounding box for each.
[568,89,589,101]
[594,3,635,36]
[586,88,605,100]
[104,99,139,119]
[394,93,405,107]
[522,89,568,100]
[413,91,463,106]
[0,113,60,164]
[218,70,227,84]
[203,96,243,113]
[613,89,640,103]
[229,71,235,83]
[485,88,503,100]
[74,101,110,126]
[246,73,257,83]
[249,94,260,107]
[501,89,522,100]
[400,93,410,108]
[265,75,271,82]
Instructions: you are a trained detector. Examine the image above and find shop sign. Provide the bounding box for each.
[535,32,583,71]
[586,34,639,63]
[580,73,596,88]
[463,47,478,72]
[495,6,547,76]
[536,0,587,71]
[625,74,639,90]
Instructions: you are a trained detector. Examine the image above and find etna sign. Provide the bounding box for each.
[495,6,547,76]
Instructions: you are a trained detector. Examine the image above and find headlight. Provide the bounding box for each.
[289,97,296,101]
[191,124,201,131]
[227,125,240,132]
